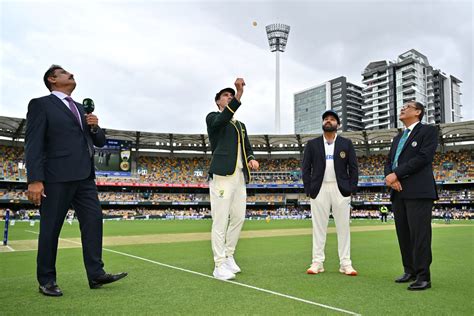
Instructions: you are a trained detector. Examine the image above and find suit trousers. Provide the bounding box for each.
[392,195,433,281]
[310,181,352,267]
[37,179,105,285]
[209,169,247,266]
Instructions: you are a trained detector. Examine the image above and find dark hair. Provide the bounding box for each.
[409,101,425,121]
[43,64,63,91]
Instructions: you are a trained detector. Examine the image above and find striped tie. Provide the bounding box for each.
[392,128,410,169]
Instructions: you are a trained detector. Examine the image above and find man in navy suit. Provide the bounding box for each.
[25,65,127,297]
[384,101,438,291]
[302,110,358,276]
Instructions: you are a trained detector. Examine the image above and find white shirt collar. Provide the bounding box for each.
[406,121,420,132]
[407,121,420,135]
[51,91,70,100]
[323,133,337,145]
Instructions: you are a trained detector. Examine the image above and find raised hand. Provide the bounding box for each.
[234,78,245,102]
[234,78,246,92]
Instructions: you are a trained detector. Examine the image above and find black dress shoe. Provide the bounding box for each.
[408,280,431,291]
[89,272,128,289]
[395,273,416,283]
[39,282,63,297]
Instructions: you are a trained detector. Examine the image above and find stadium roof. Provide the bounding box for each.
[1,116,473,154]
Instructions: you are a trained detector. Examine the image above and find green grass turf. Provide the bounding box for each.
[5,219,471,241]
[0,222,472,315]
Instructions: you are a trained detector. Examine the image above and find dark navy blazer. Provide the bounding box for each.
[384,123,438,200]
[25,94,106,183]
[302,135,358,199]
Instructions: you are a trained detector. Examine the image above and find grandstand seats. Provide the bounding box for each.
[0,145,472,221]
[1,145,472,184]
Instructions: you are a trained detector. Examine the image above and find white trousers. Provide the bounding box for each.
[310,181,352,267]
[209,170,247,266]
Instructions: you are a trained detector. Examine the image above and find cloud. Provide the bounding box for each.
[1,0,472,137]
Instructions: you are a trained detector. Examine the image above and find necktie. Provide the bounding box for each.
[65,96,93,158]
[65,96,82,129]
[392,128,410,169]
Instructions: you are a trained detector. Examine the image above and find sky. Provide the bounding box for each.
[1,0,472,135]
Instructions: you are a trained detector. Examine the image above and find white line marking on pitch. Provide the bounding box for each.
[103,248,361,315]
[26,230,82,246]
[23,230,360,315]
[5,245,15,251]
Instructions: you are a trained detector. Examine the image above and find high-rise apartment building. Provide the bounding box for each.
[362,49,462,130]
[294,76,363,133]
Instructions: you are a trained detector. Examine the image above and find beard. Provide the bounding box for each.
[322,124,337,132]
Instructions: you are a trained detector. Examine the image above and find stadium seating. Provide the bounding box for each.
[0,145,472,220]
[2,145,472,184]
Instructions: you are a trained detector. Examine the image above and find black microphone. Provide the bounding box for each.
[83,98,95,114]
[82,98,97,132]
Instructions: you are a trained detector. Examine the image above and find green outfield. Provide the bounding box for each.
[1,219,473,315]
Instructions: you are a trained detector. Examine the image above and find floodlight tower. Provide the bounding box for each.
[265,23,290,134]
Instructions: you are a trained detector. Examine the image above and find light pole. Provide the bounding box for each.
[265,23,290,134]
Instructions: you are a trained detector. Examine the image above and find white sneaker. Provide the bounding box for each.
[339,265,358,276]
[223,257,241,274]
[306,262,325,274]
[213,265,236,280]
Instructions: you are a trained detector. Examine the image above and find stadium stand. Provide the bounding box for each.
[0,116,472,220]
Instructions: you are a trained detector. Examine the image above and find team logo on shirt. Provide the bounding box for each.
[219,190,225,198]
[411,141,417,147]
[340,151,346,159]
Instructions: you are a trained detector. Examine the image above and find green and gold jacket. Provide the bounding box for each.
[206,98,255,184]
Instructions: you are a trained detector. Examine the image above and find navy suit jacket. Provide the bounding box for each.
[302,135,358,199]
[384,122,438,200]
[25,94,106,183]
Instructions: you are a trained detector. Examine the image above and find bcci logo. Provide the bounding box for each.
[120,150,131,171]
